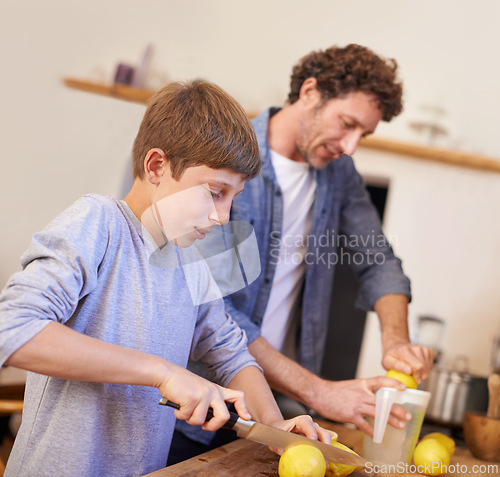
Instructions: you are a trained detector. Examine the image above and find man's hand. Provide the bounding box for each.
[248,336,416,436]
[310,376,412,437]
[157,363,251,432]
[382,342,434,382]
[374,294,434,382]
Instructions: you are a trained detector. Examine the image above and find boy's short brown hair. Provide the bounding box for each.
[288,44,403,121]
[132,80,261,181]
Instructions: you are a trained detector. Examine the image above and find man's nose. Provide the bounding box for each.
[340,132,362,156]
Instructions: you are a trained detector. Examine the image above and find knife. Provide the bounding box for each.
[159,398,367,466]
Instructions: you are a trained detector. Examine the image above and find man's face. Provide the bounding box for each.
[152,166,245,248]
[296,91,383,169]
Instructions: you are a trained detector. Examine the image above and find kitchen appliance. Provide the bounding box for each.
[420,357,488,427]
[363,387,430,465]
[159,399,367,466]
[415,315,445,363]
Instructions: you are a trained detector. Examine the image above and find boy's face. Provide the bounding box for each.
[152,165,245,248]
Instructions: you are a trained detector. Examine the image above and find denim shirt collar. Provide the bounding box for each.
[251,107,281,185]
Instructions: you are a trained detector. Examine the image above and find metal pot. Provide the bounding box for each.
[419,361,488,427]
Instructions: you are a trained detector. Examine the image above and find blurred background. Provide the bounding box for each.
[1,0,500,383]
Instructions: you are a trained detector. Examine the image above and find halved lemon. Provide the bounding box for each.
[385,369,418,389]
[325,441,363,477]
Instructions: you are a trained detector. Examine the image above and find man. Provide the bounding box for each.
[170,44,434,463]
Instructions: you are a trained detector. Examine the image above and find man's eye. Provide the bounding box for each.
[210,191,221,199]
[341,119,354,129]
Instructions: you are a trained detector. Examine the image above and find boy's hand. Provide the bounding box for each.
[157,364,251,432]
[267,415,333,454]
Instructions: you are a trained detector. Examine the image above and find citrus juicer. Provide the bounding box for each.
[363,387,431,465]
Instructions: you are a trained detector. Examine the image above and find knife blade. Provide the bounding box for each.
[159,398,367,466]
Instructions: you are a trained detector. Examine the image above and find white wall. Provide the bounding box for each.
[1,0,499,376]
[355,149,500,379]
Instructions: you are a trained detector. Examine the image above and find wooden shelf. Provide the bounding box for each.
[63,77,259,115]
[63,77,156,105]
[359,136,500,174]
[63,77,500,174]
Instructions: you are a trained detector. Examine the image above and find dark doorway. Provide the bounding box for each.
[320,179,389,381]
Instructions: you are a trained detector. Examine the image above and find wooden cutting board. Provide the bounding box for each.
[145,421,498,477]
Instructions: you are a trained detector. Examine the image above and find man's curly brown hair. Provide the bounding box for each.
[288,44,403,121]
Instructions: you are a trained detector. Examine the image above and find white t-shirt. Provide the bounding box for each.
[260,150,317,358]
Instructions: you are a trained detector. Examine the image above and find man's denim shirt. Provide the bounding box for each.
[223,108,411,376]
[176,107,412,445]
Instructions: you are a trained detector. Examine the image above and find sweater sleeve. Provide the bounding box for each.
[0,196,110,366]
[189,299,261,388]
[222,295,262,344]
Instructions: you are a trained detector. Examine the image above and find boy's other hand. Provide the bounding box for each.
[157,363,251,432]
[267,415,332,454]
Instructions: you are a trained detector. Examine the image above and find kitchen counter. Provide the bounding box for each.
[144,420,496,476]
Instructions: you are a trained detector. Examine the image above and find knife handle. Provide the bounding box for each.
[159,398,239,430]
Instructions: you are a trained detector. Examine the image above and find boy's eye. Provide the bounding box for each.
[205,187,221,199]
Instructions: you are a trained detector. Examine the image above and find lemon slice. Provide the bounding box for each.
[327,430,339,442]
[325,441,363,477]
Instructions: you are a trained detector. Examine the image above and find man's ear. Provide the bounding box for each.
[143,148,168,185]
[299,77,322,107]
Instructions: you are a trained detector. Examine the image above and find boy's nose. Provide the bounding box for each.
[217,208,230,226]
[210,205,230,226]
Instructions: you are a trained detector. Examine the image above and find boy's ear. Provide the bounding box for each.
[143,148,168,185]
[299,77,322,107]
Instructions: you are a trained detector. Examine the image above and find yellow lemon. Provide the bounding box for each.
[325,441,363,477]
[421,432,455,456]
[327,430,339,443]
[413,438,450,476]
[385,369,418,389]
[278,444,326,477]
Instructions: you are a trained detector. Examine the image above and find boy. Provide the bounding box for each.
[0,80,330,476]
